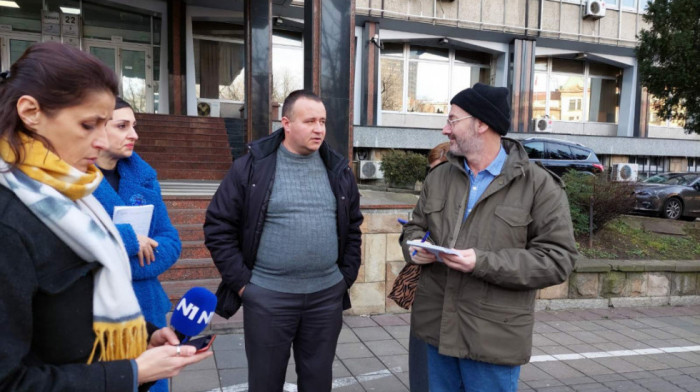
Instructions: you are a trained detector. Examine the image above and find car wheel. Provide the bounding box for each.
[662,198,682,220]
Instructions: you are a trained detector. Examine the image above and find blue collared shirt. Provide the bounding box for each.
[463,146,508,220]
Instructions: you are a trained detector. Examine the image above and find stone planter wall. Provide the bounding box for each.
[346,208,700,315]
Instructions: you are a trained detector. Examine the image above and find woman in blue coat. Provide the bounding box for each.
[94,97,181,392]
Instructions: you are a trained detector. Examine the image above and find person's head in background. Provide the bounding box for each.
[0,42,118,172]
[97,97,137,169]
[428,142,450,170]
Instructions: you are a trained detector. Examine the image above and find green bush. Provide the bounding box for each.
[380,150,427,187]
[562,171,635,237]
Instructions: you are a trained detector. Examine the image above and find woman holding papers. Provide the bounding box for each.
[0,42,210,392]
[93,97,182,392]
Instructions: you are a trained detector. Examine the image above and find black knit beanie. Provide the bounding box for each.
[449,83,511,135]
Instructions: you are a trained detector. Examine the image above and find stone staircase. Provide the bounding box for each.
[159,195,221,304]
[134,114,232,181]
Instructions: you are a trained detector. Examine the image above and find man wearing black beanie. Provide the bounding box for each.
[400,83,578,392]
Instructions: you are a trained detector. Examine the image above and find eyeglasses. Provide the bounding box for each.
[446,115,473,129]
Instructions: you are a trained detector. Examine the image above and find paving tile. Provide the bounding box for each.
[218,367,247,388]
[332,378,366,392]
[637,328,684,340]
[214,349,248,369]
[353,326,393,341]
[672,352,700,366]
[592,357,643,373]
[382,325,411,340]
[397,338,409,350]
[536,312,565,322]
[591,330,633,343]
[395,371,410,388]
[648,353,698,369]
[546,332,586,346]
[212,333,245,351]
[336,342,374,359]
[574,331,612,344]
[527,378,565,388]
[571,382,614,392]
[533,361,585,379]
[574,321,610,332]
[592,342,628,352]
[600,379,646,391]
[359,373,409,391]
[366,339,407,357]
[397,313,411,323]
[338,327,360,343]
[332,359,352,378]
[538,386,576,392]
[378,354,409,373]
[371,314,407,326]
[566,344,600,354]
[560,359,615,376]
[182,352,217,371]
[171,369,220,392]
[639,378,687,392]
[342,356,387,376]
[535,323,563,334]
[663,374,700,389]
[591,373,628,383]
[551,321,586,332]
[621,355,671,371]
[344,315,379,328]
[520,363,552,381]
[622,370,660,380]
[540,345,576,355]
[558,376,598,385]
[534,333,560,346]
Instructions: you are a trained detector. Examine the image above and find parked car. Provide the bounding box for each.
[521,137,604,176]
[634,172,700,220]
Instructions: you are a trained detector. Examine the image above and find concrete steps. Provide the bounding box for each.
[134,113,232,181]
[161,194,220,305]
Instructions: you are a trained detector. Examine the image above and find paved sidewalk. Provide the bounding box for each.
[172,305,700,392]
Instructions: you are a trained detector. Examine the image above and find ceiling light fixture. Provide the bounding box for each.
[0,1,20,8]
[60,6,81,15]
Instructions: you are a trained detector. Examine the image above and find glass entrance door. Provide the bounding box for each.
[87,41,153,113]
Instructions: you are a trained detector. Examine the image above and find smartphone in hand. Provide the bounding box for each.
[184,334,216,353]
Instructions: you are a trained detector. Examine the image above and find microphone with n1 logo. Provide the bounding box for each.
[171,287,217,343]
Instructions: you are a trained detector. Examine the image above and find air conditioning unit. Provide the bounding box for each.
[611,163,639,182]
[196,99,220,117]
[359,160,384,180]
[532,115,552,132]
[584,0,606,19]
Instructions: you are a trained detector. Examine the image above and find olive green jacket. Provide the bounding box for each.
[400,137,578,366]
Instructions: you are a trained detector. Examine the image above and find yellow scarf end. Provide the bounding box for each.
[88,317,148,364]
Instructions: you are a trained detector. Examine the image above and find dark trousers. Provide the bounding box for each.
[242,280,345,392]
[409,324,430,392]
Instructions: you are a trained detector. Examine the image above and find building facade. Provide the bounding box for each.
[2,0,698,180]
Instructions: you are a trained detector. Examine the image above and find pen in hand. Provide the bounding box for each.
[411,231,431,257]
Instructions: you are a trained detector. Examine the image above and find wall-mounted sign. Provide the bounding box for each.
[41,11,60,36]
[61,13,80,37]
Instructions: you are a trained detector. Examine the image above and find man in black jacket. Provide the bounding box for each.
[204,90,363,391]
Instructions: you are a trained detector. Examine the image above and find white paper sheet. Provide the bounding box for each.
[113,205,154,237]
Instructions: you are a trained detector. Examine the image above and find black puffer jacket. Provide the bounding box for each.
[204,128,363,318]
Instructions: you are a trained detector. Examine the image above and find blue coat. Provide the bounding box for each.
[93,153,181,328]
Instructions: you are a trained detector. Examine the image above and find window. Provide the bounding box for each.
[547,143,573,160]
[272,31,303,103]
[380,43,404,112]
[621,0,637,9]
[688,158,699,173]
[571,146,591,160]
[535,57,621,124]
[194,38,245,101]
[647,95,685,128]
[523,141,545,159]
[408,46,449,113]
[630,155,668,179]
[380,43,491,114]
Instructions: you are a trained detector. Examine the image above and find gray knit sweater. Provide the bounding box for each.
[250,144,343,294]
